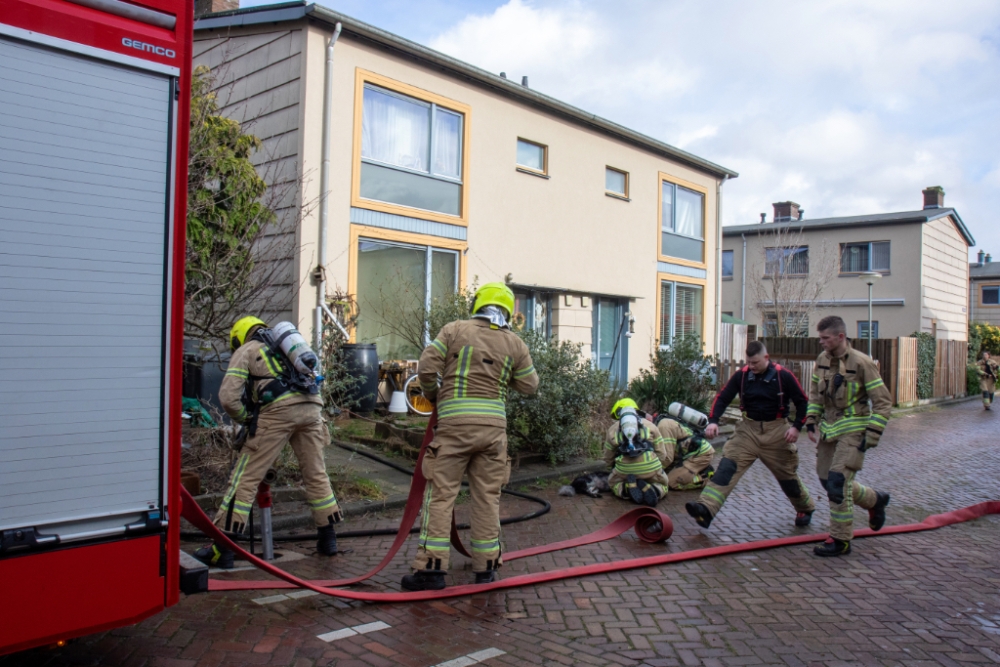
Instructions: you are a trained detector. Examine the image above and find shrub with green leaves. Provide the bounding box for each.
[627,336,716,414]
[970,322,1000,357]
[505,330,612,463]
[967,363,982,396]
[910,331,936,399]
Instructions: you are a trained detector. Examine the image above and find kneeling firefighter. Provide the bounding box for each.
[402,283,539,591]
[654,406,716,491]
[193,317,341,569]
[605,399,672,506]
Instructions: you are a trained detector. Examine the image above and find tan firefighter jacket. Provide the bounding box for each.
[805,342,892,446]
[976,358,999,382]
[604,418,673,476]
[220,340,322,423]
[419,318,538,427]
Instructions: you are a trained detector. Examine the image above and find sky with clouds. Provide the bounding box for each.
[249,0,1000,258]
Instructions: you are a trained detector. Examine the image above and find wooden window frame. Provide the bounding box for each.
[516,137,548,177]
[657,172,708,268]
[605,166,629,200]
[346,225,468,343]
[655,272,708,349]
[351,69,472,226]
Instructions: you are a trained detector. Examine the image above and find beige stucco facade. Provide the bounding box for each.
[194,12,733,381]
[721,213,970,342]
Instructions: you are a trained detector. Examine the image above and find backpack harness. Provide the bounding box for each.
[239,329,319,438]
[739,363,787,420]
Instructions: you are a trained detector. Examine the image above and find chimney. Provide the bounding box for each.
[922,185,945,209]
[772,201,800,222]
[760,213,766,224]
[798,209,805,221]
[988,254,993,264]
[195,0,238,16]
[521,76,529,87]
[978,250,986,265]
[499,72,507,79]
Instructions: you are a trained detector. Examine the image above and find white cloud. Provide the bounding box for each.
[428,0,1000,255]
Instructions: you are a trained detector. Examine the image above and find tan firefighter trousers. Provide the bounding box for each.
[980,377,996,406]
[215,402,341,532]
[412,422,507,573]
[668,448,715,490]
[816,431,878,541]
[698,419,814,518]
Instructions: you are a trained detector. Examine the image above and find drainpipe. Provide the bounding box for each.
[740,233,747,321]
[315,22,343,355]
[715,175,728,356]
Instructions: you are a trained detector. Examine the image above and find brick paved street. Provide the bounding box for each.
[5,399,1000,667]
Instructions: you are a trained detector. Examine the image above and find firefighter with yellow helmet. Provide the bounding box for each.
[604,398,673,505]
[192,316,341,568]
[402,282,539,591]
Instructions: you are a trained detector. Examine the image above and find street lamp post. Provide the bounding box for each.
[859,272,882,355]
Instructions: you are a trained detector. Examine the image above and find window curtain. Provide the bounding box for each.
[675,187,704,238]
[432,109,462,179]
[841,243,869,273]
[871,242,890,271]
[661,182,674,232]
[675,284,703,340]
[361,86,429,172]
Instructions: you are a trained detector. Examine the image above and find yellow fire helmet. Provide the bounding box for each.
[230,316,266,351]
[471,282,515,318]
[611,397,639,419]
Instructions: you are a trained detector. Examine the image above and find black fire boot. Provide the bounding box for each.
[868,491,890,531]
[625,474,643,504]
[813,537,851,557]
[193,542,234,569]
[475,570,499,584]
[317,522,338,556]
[639,480,660,507]
[795,510,814,527]
[401,570,447,591]
[685,501,714,529]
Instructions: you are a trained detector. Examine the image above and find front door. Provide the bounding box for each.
[594,298,628,385]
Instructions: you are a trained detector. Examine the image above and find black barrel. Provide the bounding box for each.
[342,343,380,413]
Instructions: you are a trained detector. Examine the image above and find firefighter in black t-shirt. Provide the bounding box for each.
[685,340,815,529]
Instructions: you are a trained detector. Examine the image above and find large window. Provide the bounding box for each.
[765,246,809,276]
[660,177,705,263]
[513,291,551,336]
[659,280,703,347]
[355,238,458,359]
[983,285,1000,305]
[359,81,465,218]
[840,241,890,274]
[763,312,809,337]
[721,250,734,278]
[516,138,547,175]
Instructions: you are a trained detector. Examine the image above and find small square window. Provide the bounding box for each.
[605,167,628,198]
[857,321,879,340]
[516,138,547,174]
[983,286,1000,305]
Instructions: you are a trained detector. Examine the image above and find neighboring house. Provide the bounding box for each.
[969,251,1000,327]
[720,187,974,341]
[192,1,737,383]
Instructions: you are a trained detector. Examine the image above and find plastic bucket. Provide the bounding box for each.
[342,343,380,413]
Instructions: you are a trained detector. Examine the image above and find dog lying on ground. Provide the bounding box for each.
[558,471,610,498]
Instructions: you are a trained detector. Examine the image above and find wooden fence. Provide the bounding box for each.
[717,336,967,407]
[718,322,748,363]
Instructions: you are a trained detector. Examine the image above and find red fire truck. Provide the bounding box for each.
[0,0,191,655]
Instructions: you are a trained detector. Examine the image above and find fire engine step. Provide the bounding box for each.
[178,550,209,595]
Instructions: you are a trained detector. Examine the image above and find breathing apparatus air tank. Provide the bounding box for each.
[271,322,319,375]
[667,402,709,430]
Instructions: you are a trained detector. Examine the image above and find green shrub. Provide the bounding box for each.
[627,336,716,414]
[505,329,612,463]
[970,321,1000,357]
[911,331,936,399]
[967,364,982,396]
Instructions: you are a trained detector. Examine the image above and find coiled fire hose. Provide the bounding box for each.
[181,413,1000,602]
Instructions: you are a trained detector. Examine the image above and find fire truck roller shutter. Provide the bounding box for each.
[0,34,173,541]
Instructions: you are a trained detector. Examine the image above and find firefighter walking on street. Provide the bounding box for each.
[193,316,341,569]
[402,283,538,591]
[604,399,673,505]
[685,340,815,529]
[976,351,998,410]
[806,315,892,557]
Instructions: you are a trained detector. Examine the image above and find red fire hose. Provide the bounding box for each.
[180,413,1000,602]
